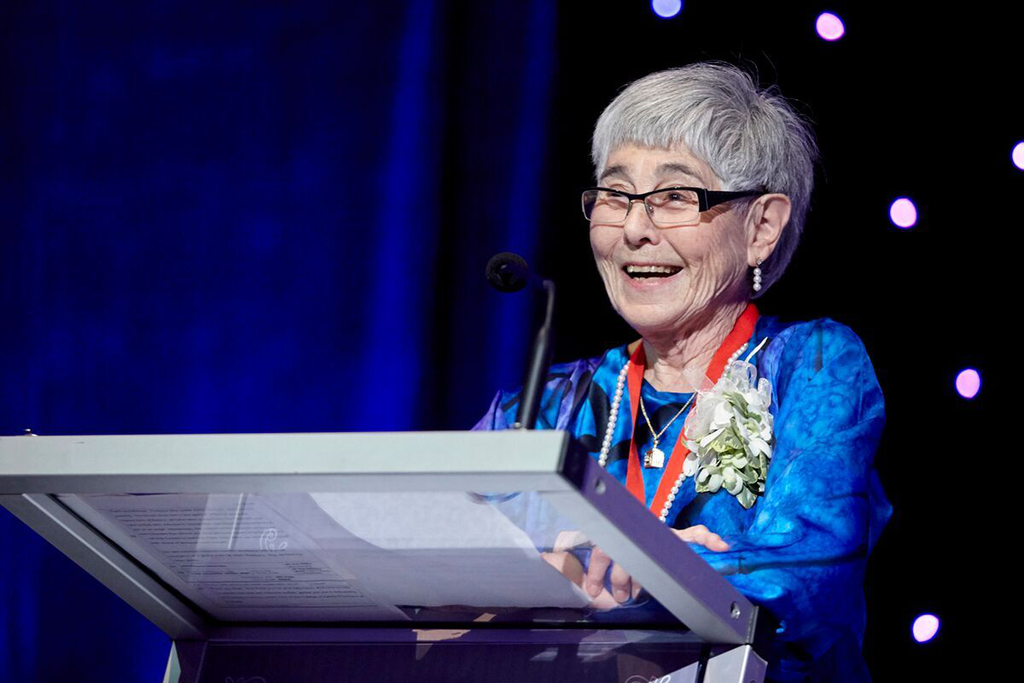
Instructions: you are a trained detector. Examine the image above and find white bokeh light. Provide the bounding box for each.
[652,0,682,19]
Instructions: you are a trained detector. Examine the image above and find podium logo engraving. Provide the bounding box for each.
[259,527,288,551]
[624,676,672,683]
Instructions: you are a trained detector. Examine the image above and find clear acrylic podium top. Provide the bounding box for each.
[0,430,757,646]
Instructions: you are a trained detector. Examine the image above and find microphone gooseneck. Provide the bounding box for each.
[485,252,556,430]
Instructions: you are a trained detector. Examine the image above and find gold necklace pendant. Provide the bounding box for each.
[643,446,665,469]
[640,392,693,470]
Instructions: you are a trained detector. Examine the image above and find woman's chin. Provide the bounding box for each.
[615,306,694,338]
[611,286,695,333]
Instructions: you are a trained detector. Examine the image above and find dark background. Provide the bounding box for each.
[1,1,1012,680]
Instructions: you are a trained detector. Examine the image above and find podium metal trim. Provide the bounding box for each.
[1,492,208,639]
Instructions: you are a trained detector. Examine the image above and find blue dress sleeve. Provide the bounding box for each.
[689,319,891,678]
[472,358,598,432]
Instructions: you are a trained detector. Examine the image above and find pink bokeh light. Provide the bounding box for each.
[912,614,940,643]
[1012,141,1024,170]
[889,197,918,229]
[816,12,845,41]
[955,368,981,399]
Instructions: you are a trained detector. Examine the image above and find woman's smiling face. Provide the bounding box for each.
[589,144,753,338]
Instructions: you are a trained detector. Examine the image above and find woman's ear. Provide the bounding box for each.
[746,193,791,266]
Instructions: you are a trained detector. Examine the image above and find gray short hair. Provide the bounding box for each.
[591,61,819,297]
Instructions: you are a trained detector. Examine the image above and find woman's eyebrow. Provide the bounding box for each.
[655,162,705,184]
[599,164,630,183]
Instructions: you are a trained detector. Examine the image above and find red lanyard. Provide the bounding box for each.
[624,303,760,515]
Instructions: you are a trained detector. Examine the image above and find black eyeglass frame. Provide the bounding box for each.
[582,186,764,226]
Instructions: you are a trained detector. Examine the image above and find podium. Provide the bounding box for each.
[0,431,769,682]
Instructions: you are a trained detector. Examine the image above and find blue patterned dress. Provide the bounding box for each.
[473,315,891,682]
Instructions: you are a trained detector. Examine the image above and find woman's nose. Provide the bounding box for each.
[622,199,660,245]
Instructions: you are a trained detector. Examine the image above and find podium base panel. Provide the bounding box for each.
[163,629,765,683]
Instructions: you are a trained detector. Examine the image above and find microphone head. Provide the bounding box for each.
[486,252,530,293]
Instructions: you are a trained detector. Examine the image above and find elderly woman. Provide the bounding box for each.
[475,62,890,682]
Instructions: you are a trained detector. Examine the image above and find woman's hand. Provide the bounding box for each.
[673,524,731,552]
[542,525,731,608]
[540,549,626,609]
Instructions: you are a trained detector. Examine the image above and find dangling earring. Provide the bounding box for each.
[752,260,763,292]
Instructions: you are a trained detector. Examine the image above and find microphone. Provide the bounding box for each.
[485,252,556,430]
[485,252,532,292]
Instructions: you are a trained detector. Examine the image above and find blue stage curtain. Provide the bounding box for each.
[0,1,555,679]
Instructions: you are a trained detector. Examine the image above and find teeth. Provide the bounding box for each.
[625,265,682,274]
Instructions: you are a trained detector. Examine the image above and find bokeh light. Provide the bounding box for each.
[889,197,918,228]
[652,0,682,19]
[816,12,845,40]
[955,368,981,399]
[1013,141,1024,170]
[912,614,940,643]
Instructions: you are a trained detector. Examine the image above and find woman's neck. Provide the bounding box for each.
[641,301,748,392]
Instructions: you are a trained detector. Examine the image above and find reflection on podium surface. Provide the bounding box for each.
[58,491,683,627]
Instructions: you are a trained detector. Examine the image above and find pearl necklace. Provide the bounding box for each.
[597,341,750,523]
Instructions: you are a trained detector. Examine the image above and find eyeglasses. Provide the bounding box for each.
[581,186,763,228]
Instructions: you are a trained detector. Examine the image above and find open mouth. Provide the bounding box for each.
[623,264,683,279]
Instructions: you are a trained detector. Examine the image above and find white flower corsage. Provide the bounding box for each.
[683,342,774,510]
